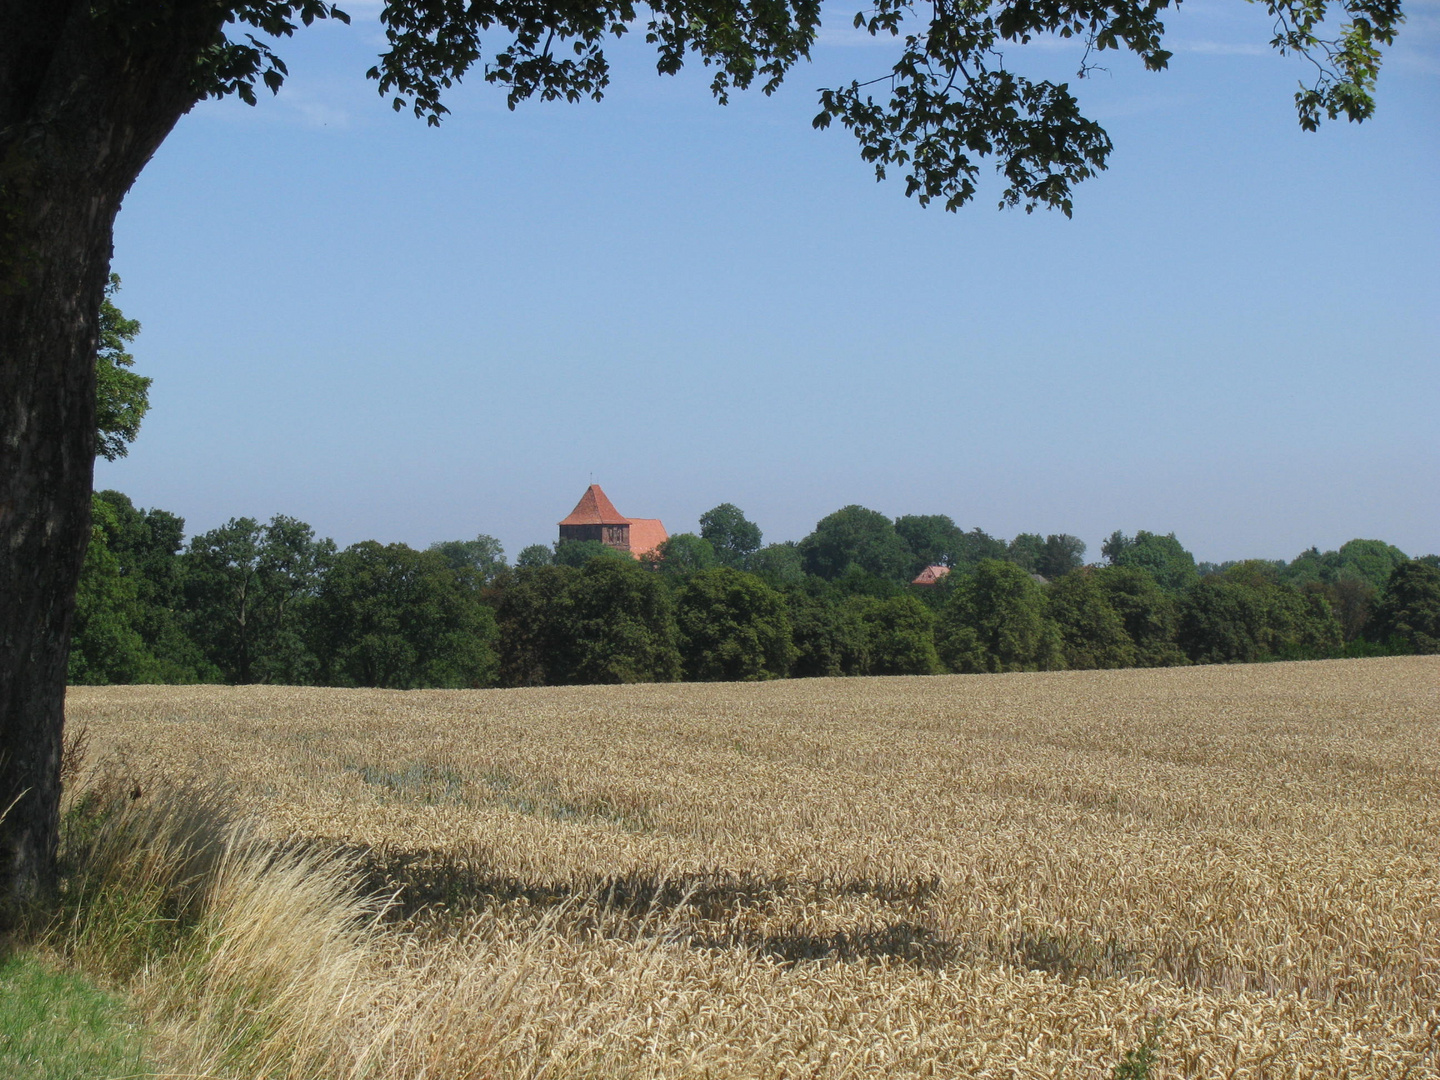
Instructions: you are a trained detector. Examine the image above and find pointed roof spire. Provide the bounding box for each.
[558,484,630,527]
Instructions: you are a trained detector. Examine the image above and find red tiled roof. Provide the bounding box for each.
[911,564,951,586]
[558,484,630,527]
[626,519,668,558]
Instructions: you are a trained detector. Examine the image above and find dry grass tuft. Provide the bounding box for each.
[67,657,1440,1077]
[49,774,384,1079]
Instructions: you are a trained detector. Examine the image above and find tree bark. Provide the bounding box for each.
[0,0,220,926]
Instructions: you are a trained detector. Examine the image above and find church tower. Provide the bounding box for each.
[558,484,632,552]
[557,484,668,558]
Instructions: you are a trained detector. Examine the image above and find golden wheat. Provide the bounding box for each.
[68,657,1440,1078]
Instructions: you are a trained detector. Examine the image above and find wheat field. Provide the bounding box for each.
[68,657,1440,1078]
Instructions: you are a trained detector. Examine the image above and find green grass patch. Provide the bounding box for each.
[0,951,149,1080]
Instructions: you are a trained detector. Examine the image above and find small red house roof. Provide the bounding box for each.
[911,564,951,586]
[559,484,629,527]
[627,519,668,558]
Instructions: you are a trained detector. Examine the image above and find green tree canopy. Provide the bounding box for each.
[259,515,338,682]
[748,542,806,589]
[698,504,763,568]
[1006,533,1046,573]
[515,543,554,568]
[553,538,630,567]
[1284,539,1412,592]
[849,594,941,676]
[894,515,1011,575]
[675,568,794,681]
[800,505,910,582]
[1005,533,1087,579]
[829,562,904,600]
[1282,542,1388,640]
[94,275,151,462]
[1092,566,1185,667]
[562,558,682,684]
[783,588,870,677]
[653,533,720,580]
[937,559,1062,673]
[181,515,335,684]
[494,564,579,686]
[1277,548,1320,582]
[311,541,497,688]
[92,492,185,595]
[953,528,1010,572]
[1330,539,1408,592]
[68,498,159,685]
[1368,561,1440,654]
[428,535,506,582]
[497,557,687,686]
[1177,565,1341,664]
[1037,534,1087,579]
[180,517,269,685]
[1102,530,1200,594]
[1046,570,1135,670]
[87,490,211,682]
[895,514,966,576]
[1294,576,1376,643]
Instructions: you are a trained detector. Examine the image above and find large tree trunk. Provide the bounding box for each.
[0,1,220,926]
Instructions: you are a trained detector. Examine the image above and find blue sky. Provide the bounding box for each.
[100,0,1439,563]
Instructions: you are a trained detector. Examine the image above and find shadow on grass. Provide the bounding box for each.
[694,920,964,969]
[345,842,941,919]
[331,844,977,970]
[338,843,1151,980]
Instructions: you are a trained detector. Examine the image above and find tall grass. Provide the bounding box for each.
[47,759,384,1079]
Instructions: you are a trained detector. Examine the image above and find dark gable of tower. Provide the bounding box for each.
[559,521,631,550]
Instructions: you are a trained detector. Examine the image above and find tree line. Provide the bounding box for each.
[71,493,1440,689]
